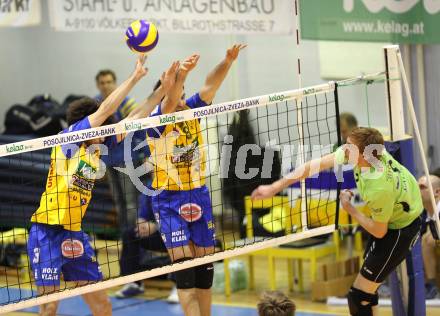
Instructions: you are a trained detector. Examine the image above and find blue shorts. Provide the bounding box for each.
[27,224,102,287]
[152,186,215,249]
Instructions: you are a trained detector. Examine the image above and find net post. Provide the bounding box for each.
[396,48,440,236]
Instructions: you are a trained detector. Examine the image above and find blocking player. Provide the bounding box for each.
[27,55,179,316]
[147,44,246,316]
[95,69,138,122]
[252,127,423,316]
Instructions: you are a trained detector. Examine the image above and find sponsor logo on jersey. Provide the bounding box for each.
[207,220,215,230]
[171,141,200,165]
[32,248,40,264]
[154,212,161,227]
[72,160,96,191]
[179,203,203,222]
[41,267,59,280]
[171,230,187,243]
[76,160,96,179]
[370,206,383,214]
[61,239,84,258]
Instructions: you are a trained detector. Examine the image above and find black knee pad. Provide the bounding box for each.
[347,287,378,316]
[194,263,214,289]
[174,258,196,289]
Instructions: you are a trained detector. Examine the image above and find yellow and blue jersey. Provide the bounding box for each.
[31,117,116,231]
[147,93,208,191]
[96,95,138,122]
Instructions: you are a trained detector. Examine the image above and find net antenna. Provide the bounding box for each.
[387,45,440,235]
[294,0,308,231]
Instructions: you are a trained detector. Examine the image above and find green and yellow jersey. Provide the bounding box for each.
[335,147,423,229]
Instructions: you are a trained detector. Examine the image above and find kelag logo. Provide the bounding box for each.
[6,144,24,153]
[125,122,141,131]
[160,115,176,124]
[268,94,285,102]
[303,88,316,95]
[302,0,439,44]
[343,0,440,14]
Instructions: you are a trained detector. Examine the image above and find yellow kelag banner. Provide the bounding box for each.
[0,0,41,27]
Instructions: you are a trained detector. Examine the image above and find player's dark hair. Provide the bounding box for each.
[66,97,99,126]
[257,291,296,316]
[340,112,358,128]
[349,127,384,158]
[67,97,115,126]
[96,69,117,82]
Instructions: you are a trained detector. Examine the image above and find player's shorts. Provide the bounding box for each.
[361,216,421,283]
[151,186,215,249]
[27,223,102,287]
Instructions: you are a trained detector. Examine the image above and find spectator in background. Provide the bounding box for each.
[95,69,138,121]
[340,112,358,144]
[418,173,440,299]
[257,291,296,316]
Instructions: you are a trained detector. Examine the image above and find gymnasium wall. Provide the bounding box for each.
[0,1,395,137]
[424,45,440,170]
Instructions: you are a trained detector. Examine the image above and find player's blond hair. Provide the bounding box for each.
[257,291,296,316]
[349,127,384,159]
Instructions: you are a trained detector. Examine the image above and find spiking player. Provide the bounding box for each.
[252,127,423,316]
[27,55,179,316]
[147,44,246,316]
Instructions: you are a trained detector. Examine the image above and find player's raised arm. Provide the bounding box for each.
[161,54,200,114]
[88,54,149,128]
[126,61,180,120]
[251,153,337,200]
[199,44,246,104]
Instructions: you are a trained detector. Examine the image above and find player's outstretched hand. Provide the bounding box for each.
[133,54,149,81]
[226,44,247,62]
[340,190,354,210]
[160,61,180,94]
[179,54,200,76]
[251,184,278,201]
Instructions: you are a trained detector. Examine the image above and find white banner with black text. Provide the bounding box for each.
[49,0,294,34]
[0,0,41,27]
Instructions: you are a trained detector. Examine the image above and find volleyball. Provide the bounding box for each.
[125,20,159,53]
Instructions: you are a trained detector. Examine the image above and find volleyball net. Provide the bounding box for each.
[0,81,343,313]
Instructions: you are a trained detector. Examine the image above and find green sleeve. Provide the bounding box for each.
[366,190,394,223]
[334,146,347,165]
